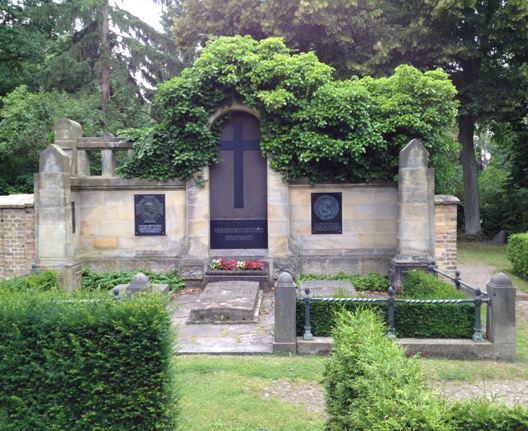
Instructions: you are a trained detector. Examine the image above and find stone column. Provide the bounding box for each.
[53,118,83,176]
[267,162,297,278]
[181,168,210,286]
[35,144,80,289]
[273,272,297,353]
[390,139,434,291]
[434,195,460,274]
[486,273,516,360]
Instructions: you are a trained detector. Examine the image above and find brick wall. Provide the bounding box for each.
[0,195,35,280]
[434,195,459,274]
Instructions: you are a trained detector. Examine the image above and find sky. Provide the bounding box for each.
[113,0,164,31]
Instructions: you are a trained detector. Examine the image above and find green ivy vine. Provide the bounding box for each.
[119,36,459,183]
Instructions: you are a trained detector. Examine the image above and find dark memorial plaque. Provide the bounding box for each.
[134,194,166,236]
[311,192,342,234]
[210,219,268,249]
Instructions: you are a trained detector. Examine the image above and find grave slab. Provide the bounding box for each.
[189,281,261,324]
[299,280,357,298]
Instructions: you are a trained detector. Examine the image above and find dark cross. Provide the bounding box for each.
[220,122,259,208]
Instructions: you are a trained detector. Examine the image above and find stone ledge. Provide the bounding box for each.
[71,177,185,190]
[0,194,34,208]
[297,337,514,360]
[434,195,460,205]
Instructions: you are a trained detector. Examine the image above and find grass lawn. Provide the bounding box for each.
[458,241,528,293]
[175,355,327,431]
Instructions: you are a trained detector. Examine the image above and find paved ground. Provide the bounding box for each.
[171,288,274,354]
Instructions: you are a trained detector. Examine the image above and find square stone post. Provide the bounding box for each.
[273,272,297,353]
[390,139,434,291]
[35,144,80,289]
[486,273,516,360]
[53,118,83,176]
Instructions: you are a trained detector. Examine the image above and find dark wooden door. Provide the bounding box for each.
[210,112,268,249]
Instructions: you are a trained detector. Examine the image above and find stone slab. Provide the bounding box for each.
[189,281,260,323]
[299,280,357,297]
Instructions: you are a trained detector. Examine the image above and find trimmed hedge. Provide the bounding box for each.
[0,289,178,430]
[324,308,528,431]
[0,270,59,292]
[324,309,451,430]
[508,232,528,280]
[297,270,474,338]
[82,268,185,292]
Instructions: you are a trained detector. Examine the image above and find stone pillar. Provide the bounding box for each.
[273,272,297,353]
[181,168,210,285]
[390,139,434,291]
[53,118,83,176]
[35,144,80,289]
[434,195,460,274]
[486,273,516,360]
[101,149,116,177]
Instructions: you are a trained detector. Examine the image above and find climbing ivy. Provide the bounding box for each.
[119,36,458,183]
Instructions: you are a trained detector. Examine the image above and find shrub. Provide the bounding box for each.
[323,308,451,430]
[81,268,185,292]
[403,270,467,299]
[0,270,59,293]
[449,400,528,431]
[507,232,528,280]
[299,272,388,291]
[0,289,178,430]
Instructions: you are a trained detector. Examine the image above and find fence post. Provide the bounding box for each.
[454,270,461,290]
[273,272,297,353]
[387,287,396,339]
[486,273,516,360]
[303,288,313,341]
[472,288,484,342]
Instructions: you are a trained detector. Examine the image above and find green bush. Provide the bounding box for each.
[299,272,388,291]
[0,289,178,430]
[298,270,474,338]
[449,400,528,431]
[82,268,185,292]
[507,233,528,280]
[403,270,467,299]
[323,308,451,430]
[0,270,59,292]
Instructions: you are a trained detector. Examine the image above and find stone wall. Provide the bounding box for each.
[289,183,398,274]
[0,195,35,280]
[434,195,460,274]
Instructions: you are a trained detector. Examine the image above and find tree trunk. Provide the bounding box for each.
[459,114,481,235]
[100,0,110,114]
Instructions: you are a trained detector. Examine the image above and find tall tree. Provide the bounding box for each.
[172,0,528,235]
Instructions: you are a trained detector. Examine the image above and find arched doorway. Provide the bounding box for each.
[209,112,268,249]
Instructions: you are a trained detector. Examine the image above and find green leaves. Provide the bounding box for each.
[120,36,458,183]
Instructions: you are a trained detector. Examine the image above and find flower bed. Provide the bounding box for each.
[209,258,265,271]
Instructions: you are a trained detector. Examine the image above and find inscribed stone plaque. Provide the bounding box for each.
[210,219,268,249]
[134,194,165,236]
[311,192,342,234]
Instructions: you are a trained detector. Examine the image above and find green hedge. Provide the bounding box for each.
[323,309,451,430]
[508,232,528,280]
[0,271,59,292]
[0,290,178,430]
[297,270,474,338]
[299,272,388,291]
[82,268,185,292]
[323,308,528,431]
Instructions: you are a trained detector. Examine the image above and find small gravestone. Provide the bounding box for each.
[491,230,507,244]
[299,280,357,298]
[111,272,169,298]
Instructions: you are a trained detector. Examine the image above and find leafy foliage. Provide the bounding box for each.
[507,233,528,280]
[323,309,451,431]
[120,36,458,183]
[0,289,178,430]
[0,270,59,293]
[449,399,528,431]
[81,268,185,292]
[403,270,467,300]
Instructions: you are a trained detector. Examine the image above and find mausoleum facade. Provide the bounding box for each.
[32,109,458,289]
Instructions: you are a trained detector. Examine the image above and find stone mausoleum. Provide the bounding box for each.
[27,105,458,289]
